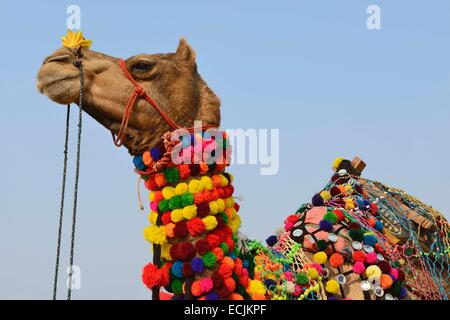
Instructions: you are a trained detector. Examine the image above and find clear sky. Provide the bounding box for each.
[0,0,449,299]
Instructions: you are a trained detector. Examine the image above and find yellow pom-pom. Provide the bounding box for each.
[162,186,176,200]
[61,29,92,49]
[202,216,218,230]
[248,280,266,295]
[228,214,241,234]
[344,185,354,195]
[148,211,158,225]
[175,182,188,195]
[216,198,226,212]
[144,225,167,245]
[325,280,340,294]
[320,190,331,202]
[209,201,219,215]
[161,243,172,261]
[344,197,355,210]
[332,157,344,171]
[171,209,184,223]
[365,265,382,280]
[220,174,229,187]
[149,191,156,201]
[313,251,328,265]
[225,197,235,208]
[200,176,213,190]
[188,179,203,194]
[182,205,197,220]
[307,267,319,280]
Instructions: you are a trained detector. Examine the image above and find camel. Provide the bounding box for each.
[36,32,449,300]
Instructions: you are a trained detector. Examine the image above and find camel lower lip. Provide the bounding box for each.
[38,75,78,92]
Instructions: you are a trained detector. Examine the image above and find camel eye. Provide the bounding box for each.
[132,62,155,73]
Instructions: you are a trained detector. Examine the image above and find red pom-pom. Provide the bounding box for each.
[142,263,160,289]
[159,266,170,287]
[218,263,233,279]
[223,277,236,292]
[178,164,191,179]
[330,253,344,268]
[173,221,188,238]
[375,243,385,254]
[330,186,342,197]
[187,217,206,237]
[234,203,240,212]
[153,191,164,202]
[206,234,221,249]
[197,202,210,217]
[211,272,224,287]
[239,274,249,287]
[225,237,235,252]
[161,212,172,225]
[195,239,210,255]
[145,177,158,191]
[171,242,196,261]
[333,209,345,222]
[352,251,366,263]
[285,214,299,224]
[370,203,379,216]
[182,263,194,277]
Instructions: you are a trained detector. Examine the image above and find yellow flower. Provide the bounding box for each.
[62,29,92,49]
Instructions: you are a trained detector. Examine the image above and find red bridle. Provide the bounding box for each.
[112,59,217,147]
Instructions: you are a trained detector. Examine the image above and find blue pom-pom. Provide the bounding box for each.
[399,287,408,299]
[150,147,161,161]
[264,279,277,290]
[171,261,184,278]
[363,234,378,246]
[319,219,333,232]
[312,194,324,207]
[203,131,211,139]
[227,252,236,260]
[191,258,204,274]
[356,198,366,210]
[133,155,147,170]
[205,292,219,300]
[266,235,278,247]
[374,220,384,232]
[242,260,249,268]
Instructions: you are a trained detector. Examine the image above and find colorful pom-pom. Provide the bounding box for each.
[313,251,328,265]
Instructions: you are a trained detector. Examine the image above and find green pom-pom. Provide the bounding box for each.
[202,251,217,268]
[158,199,170,212]
[296,272,309,285]
[171,279,184,295]
[391,281,403,296]
[349,229,364,242]
[219,242,229,254]
[169,195,183,210]
[316,240,328,251]
[181,193,194,206]
[219,212,229,224]
[323,211,338,224]
[164,167,179,184]
[404,247,414,257]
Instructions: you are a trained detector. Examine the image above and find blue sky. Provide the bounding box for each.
[0,1,449,299]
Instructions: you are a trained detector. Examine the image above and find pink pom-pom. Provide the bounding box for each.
[312,263,323,273]
[284,271,293,281]
[390,268,398,280]
[150,201,158,211]
[200,277,213,293]
[285,221,294,231]
[366,252,378,264]
[352,262,366,274]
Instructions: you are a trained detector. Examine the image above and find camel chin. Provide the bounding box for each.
[37,78,80,105]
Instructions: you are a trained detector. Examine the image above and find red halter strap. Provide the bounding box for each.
[112,59,217,147]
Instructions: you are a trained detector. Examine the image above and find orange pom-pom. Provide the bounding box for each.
[380,274,393,289]
[222,256,235,269]
[330,253,344,268]
[143,151,153,166]
[251,293,266,300]
[191,280,202,297]
[230,293,244,300]
[223,277,236,292]
[212,247,224,262]
[368,218,376,228]
[155,173,167,187]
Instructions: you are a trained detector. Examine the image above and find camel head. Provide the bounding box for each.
[36,38,221,155]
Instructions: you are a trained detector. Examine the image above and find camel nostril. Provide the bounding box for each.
[43,54,71,65]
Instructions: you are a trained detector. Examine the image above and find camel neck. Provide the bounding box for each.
[133,129,254,300]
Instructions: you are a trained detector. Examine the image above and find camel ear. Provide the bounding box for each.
[175,37,196,65]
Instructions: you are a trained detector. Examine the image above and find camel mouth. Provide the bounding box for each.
[37,74,79,93]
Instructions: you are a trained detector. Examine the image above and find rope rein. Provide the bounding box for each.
[67,58,84,300]
[52,54,84,300]
[52,105,71,300]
